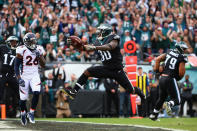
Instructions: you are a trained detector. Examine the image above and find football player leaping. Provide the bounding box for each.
[14,33,45,125]
[62,24,145,101]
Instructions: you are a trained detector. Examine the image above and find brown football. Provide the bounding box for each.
[69,36,84,51]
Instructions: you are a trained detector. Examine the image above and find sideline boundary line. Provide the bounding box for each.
[36,119,188,131]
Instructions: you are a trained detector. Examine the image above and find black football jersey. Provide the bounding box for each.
[94,34,123,69]
[0,44,16,75]
[162,50,187,80]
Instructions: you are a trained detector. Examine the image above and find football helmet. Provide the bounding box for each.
[175,42,188,54]
[6,36,19,49]
[96,24,113,40]
[23,32,37,50]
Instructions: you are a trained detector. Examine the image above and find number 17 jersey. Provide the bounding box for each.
[16,45,45,77]
[163,50,187,80]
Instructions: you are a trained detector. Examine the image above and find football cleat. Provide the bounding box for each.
[27,112,35,124]
[149,112,159,121]
[164,102,172,116]
[61,88,77,100]
[21,113,27,126]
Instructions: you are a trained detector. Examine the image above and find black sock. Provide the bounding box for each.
[31,91,40,110]
[74,73,88,91]
[19,100,27,112]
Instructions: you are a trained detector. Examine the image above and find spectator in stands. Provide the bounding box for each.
[69,73,77,89]
[56,48,65,62]
[45,44,56,62]
[54,65,66,89]
[85,77,97,90]
[136,67,149,117]
[180,75,194,117]
[104,79,119,117]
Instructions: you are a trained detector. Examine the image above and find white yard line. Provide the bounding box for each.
[37,120,188,131]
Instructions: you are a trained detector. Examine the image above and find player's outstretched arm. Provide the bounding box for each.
[84,40,118,51]
[153,53,166,72]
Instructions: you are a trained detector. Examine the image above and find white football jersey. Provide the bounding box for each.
[16,45,45,77]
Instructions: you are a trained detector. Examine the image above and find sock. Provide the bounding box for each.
[30,108,35,114]
[153,109,159,113]
[74,73,88,91]
[169,101,174,106]
[19,100,27,112]
[31,91,39,110]
[21,110,26,115]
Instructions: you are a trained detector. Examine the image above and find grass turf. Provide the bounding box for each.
[37,118,197,131]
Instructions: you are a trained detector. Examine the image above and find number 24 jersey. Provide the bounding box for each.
[16,45,45,77]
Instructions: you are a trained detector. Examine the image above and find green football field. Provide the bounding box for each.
[36,118,197,131]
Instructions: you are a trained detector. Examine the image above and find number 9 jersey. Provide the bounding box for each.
[16,45,45,77]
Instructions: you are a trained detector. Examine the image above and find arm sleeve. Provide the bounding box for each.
[14,57,22,77]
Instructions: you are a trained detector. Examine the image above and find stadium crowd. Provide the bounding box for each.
[0,0,196,118]
[0,0,197,62]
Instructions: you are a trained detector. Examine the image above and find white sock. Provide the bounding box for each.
[153,109,159,113]
[21,111,26,115]
[30,108,35,114]
[169,101,174,106]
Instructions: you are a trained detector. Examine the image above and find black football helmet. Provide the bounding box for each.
[96,24,113,40]
[23,32,37,50]
[175,42,188,54]
[6,36,19,49]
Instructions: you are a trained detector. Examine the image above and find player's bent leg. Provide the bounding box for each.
[114,69,145,100]
[165,78,181,116]
[62,66,108,99]
[61,70,89,99]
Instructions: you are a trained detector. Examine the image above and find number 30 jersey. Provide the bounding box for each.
[94,34,123,69]
[0,44,16,75]
[163,50,187,80]
[16,45,45,77]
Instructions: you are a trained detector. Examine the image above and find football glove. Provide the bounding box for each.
[18,78,25,87]
[84,45,96,51]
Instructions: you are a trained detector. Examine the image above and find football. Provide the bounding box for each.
[69,36,84,51]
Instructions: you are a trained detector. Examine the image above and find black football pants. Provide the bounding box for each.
[155,76,181,111]
[87,66,134,93]
[0,74,19,110]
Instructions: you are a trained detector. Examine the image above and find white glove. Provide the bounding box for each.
[84,45,96,51]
